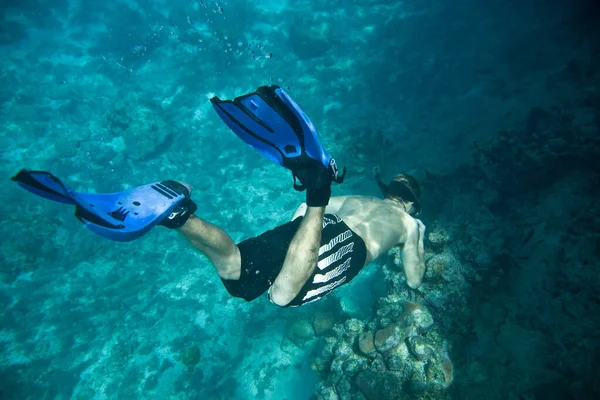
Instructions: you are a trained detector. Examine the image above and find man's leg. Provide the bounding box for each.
[269,206,325,306]
[178,215,241,280]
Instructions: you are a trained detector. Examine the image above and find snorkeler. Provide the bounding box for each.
[12,85,426,307]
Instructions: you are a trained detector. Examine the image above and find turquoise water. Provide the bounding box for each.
[2,0,600,399]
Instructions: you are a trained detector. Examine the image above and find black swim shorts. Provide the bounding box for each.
[220,214,367,307]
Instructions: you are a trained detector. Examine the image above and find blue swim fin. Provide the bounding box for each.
[211,85,346,191]
[12,170,195,242]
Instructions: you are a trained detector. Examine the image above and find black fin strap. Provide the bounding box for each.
[306,185,331,207]
[292,162,347,192]
[160,198,198,229]
[293,175,306,191]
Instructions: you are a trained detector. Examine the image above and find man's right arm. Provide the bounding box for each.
[373,166,389,196]
[291,197,348,220]
[401,218,426,289]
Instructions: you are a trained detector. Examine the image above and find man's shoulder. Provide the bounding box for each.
[342,196,406,212]
[330,195,381,204]
[336,196,408,221]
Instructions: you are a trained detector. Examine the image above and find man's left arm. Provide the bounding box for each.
[401,218,426,289]
[415,218,426,262]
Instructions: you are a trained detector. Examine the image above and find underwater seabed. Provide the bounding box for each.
[2,0,600,399]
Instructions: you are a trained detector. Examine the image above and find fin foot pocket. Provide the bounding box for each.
[211,85,347,191]
[12,170,196,241]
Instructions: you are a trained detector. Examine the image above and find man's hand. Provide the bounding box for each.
[374,166,389,197]
[373,166,381,180]
[414,218,426,259]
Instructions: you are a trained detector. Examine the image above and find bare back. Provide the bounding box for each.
[330,196,418,264]
[291,195,425,287]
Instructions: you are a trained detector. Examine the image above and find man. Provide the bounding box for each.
[177,171,425,307]
[12,85,426,307]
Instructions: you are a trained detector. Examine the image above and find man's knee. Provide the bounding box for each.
[214,248,242,280]
[268,284,296,307]
[218,267,239,280]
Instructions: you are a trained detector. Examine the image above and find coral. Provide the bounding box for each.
[75,388,96,400]
[425,252,461,283]
[357,332,377,358]
[471,104,600,216]
[355,370,405,400]
[427,226,452,252]
[313,309,343,337]
[286,318,315,348]
[314,302,452,400]
[407,336,436,362]
[0,20,29,45]
[288,14,334,60]
[374,323,401,352]
[105,90,175,162]
[402,301,435,332]
[180,344,201,372]
[311,217,484,399]
[594,236,600,259]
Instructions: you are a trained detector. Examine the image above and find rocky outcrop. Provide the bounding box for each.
[313,301,453,400]
[286,318,315,348]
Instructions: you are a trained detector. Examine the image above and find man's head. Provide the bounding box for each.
[384,174,421,215]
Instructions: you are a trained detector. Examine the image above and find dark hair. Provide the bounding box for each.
[390,174,421,200]
[386,174,421,214]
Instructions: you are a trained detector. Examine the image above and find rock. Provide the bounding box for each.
[389,246,402,267]
[482,189,499,206]
[342,358,363,375]
[313,310,336,336]
[137,342,154,356]
[181,344,201,372]
[426,357,454,392]
[312,357,330,372]
[286,318,315,347]
[385,355,403,372]
[335,378,353,399]
[332,323,346,339]
[442,357,454,387]
[389,340,411,360]
[358,332,377,358]
[423,289,446,310]
[407,336,436,361]
[316,383,338,400]
[322,337,337,357]
[371,355,387,372]
[427,227,451,252]
[426,252,461,282]
[330,358,344,374]
[385,342,412,376]
[281,337,299,355]
[374,323,401,353]
[75,388,95,400]
[355,370,406,400]
[345,318,365,333]
[406,369,428,394]
[111,342,132,368]
[289,17,333,60]
[401,301,434,331]
[525,107,550,134]
[334,343,353,360]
